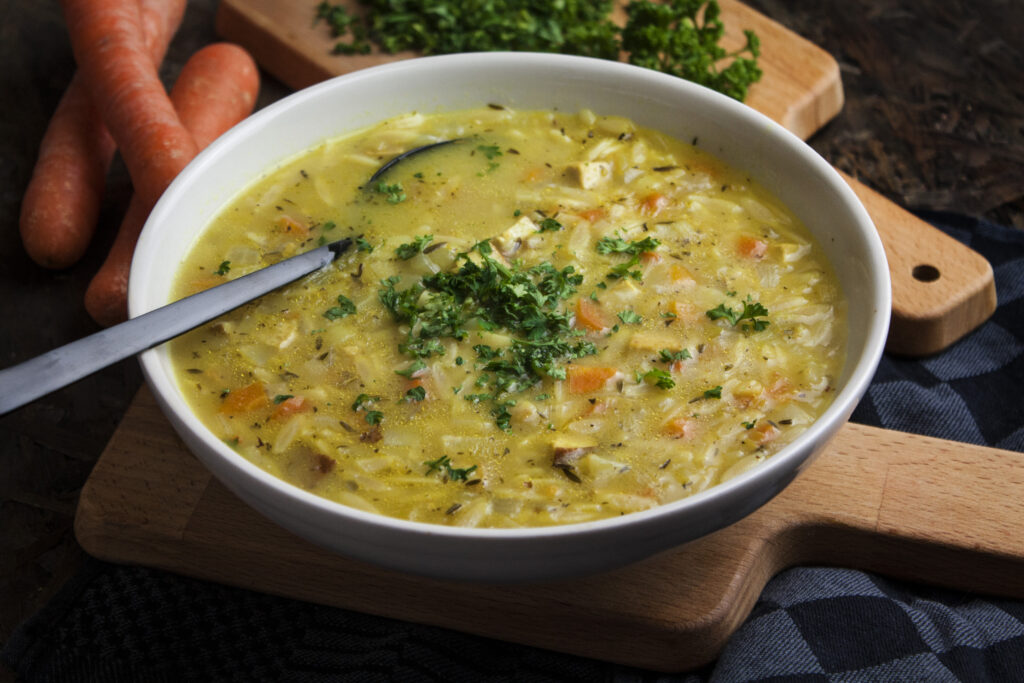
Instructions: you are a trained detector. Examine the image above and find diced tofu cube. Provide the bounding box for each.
[565,161,613,190]
[491,215,539,256]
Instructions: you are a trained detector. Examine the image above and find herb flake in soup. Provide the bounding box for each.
[168,106,846,528]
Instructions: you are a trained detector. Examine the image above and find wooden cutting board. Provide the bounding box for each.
[215,0,995,355]
[76,386,1024,672]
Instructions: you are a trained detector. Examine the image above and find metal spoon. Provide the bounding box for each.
[0,238,353,417]
[366,139,460,186]
[1,139,457,416]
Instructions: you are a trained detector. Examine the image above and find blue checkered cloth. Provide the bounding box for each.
[4,212,1023,682]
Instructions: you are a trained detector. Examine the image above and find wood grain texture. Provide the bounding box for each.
[841,171,998,356]
[76,387,1024,672]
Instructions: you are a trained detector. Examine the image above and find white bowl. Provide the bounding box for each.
[130,53,889,582]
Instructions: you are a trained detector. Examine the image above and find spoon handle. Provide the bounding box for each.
[0,238,353,417]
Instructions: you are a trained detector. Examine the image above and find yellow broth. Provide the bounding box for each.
[168,107,846,528]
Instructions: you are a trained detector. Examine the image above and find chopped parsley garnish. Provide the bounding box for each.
[364,410,384,425]
[424,454,478,482]
[323,294,357,320]
[355,236,374,252]
[659,348,692,362]
[272,394,294,404]
[706,295,770,331]
[395,234,433,259]
[638,368,675,389]
[403,385,427,402]
[596,236,661,281]
[379,240,595,429]
[351,393,380,411]
[395,360,427,378]
[215,260,231,276]
[704,385,723,399]
[596,236,661,256]
[743,419,757,429]
[491,400,516,431]
[477,144,502,159]
[618,310,643,325]
[538,217,563,233]
[376,181,407,204]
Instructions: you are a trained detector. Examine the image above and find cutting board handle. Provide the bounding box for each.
[840,172,997,357]
[770,424,1024,595]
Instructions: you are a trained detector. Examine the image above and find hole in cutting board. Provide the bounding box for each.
[912,264,941,282]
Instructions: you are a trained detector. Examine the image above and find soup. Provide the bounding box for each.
[168,106,846,528]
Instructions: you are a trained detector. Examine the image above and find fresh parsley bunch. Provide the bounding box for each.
[315,0,762,101]
[621,0,762,102]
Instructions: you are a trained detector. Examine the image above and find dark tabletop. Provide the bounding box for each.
[2,0,1023,677]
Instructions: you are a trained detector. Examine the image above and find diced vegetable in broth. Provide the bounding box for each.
[168,107,846,528]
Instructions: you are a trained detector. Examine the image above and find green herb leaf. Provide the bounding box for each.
[404,385,427,402]
[618,310,643,325]
[215,260,231,276]
[323,294,357,320]
[395,360,427,378]
[352,393,380,411]
[658,348,692,362]
[423,454,478,482]
[376,181,406,204]
[395,234,433,259]
[639,368,675,389]
[538,217,563,233]
[477,144,503,159]
[706,295,769,331]
[704,385,723,399]
[273,394,294,404]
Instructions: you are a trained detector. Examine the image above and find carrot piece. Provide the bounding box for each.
[640,250,663,265]
[663,416,697,439]
[578,208,606,223]
[640,192,669,216]
[20,0,185,269]
[669,264,695,285]
[523,167,545,183]
[749,421,780,444]
[566,366,617,393]
[84,43,260,326]
[277,214,310,238]
[61,0,198,211]
[220,382,269,415]
[272,396,311,419]
[574,297,612,332]
[737,235,768,259]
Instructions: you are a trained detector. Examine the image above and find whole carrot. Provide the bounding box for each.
[85,43,261,327]
[20,0,185,269]
[60,0,197,214]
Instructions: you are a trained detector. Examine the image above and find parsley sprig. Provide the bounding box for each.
[424,454,478,482]
[596,235,661,281]
[706,295,770,332]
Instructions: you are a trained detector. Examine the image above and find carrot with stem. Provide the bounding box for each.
[85,42,260,326]
[20,0,186,269]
